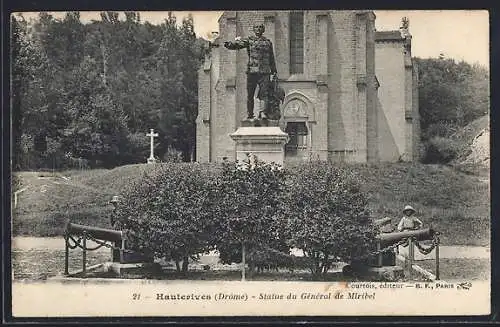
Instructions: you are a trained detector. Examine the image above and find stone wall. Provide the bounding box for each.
[375,38,406,161]
[375,27,420,162]
[412,62,421,161]
[195,56,211,162]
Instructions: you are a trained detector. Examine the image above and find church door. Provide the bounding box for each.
[285,122,308,158]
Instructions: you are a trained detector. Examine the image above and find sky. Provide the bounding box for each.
[17,10,489,68]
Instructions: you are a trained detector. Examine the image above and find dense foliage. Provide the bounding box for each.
[114,160,377,279]
[415,57,489,163]
[284,162,377,276]
[114,163,220,272]
[11,12,205,171]
[214,157,287,276]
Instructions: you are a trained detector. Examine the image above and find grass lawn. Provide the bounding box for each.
[11,162,489,246]
[354,163,489,246]
[12,165,161,236]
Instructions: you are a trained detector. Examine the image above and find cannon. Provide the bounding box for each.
[64,222,152,276]
[65,222,124,242]
[366,227,435,267]
[377,227,435,248]
[345,227,440,280]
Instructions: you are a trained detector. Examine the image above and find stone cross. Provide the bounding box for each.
[146,128,159,164]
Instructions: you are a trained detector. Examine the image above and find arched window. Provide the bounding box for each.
[289,11,304,74]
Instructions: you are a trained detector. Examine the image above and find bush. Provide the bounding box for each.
[282,161,377,278]
[424,122,457,139]
[122,132,149,164]
[423,136,462,163]
[212,156,287,273]
[113,159,376,278]
[115,163,219,273]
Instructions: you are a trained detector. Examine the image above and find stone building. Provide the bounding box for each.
[375,18,420,162]
[196,10,420,163]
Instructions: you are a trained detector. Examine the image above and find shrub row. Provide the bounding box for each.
[114,158,378,278]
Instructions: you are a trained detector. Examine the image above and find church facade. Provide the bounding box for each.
[196,10,420,163]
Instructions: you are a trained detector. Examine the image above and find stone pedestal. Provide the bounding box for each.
[343,263,404,281]
[365,266,405,281]
[104,262,162,278]
[230,119,288,166]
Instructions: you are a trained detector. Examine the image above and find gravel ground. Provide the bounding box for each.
[11,237,490,282]
[12,248,111,280]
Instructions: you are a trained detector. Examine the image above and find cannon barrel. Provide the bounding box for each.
[377,228,435,247]
[65,222,123,242]
[374,217,392,226]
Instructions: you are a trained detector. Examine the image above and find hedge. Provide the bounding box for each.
[114,159,377,278]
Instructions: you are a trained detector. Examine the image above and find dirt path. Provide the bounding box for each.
[13,237,490,259]
[12,237,108,251]
[11,237,490,281]
[398,244,490,261]
[12,237,111,280]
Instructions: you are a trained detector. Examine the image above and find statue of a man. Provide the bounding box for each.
[224,24,278,120]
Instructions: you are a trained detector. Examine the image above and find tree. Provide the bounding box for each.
[62,56,129,167]
[175,15,204,161]
[416,57,489,136]
[115,163,219,274]
[283,161,377,279]
[11,11,206,169]
[415,57,489,163]
[11,13,61,169]
[38,12,85,71]
[212,156,286,280]
[152,13,204,161]
[11,14,26,170]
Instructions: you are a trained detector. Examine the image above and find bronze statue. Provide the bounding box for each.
[224,24,281,120]
[267,76,285,120]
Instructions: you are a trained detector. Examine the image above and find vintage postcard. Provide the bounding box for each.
[9,10,490,318]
